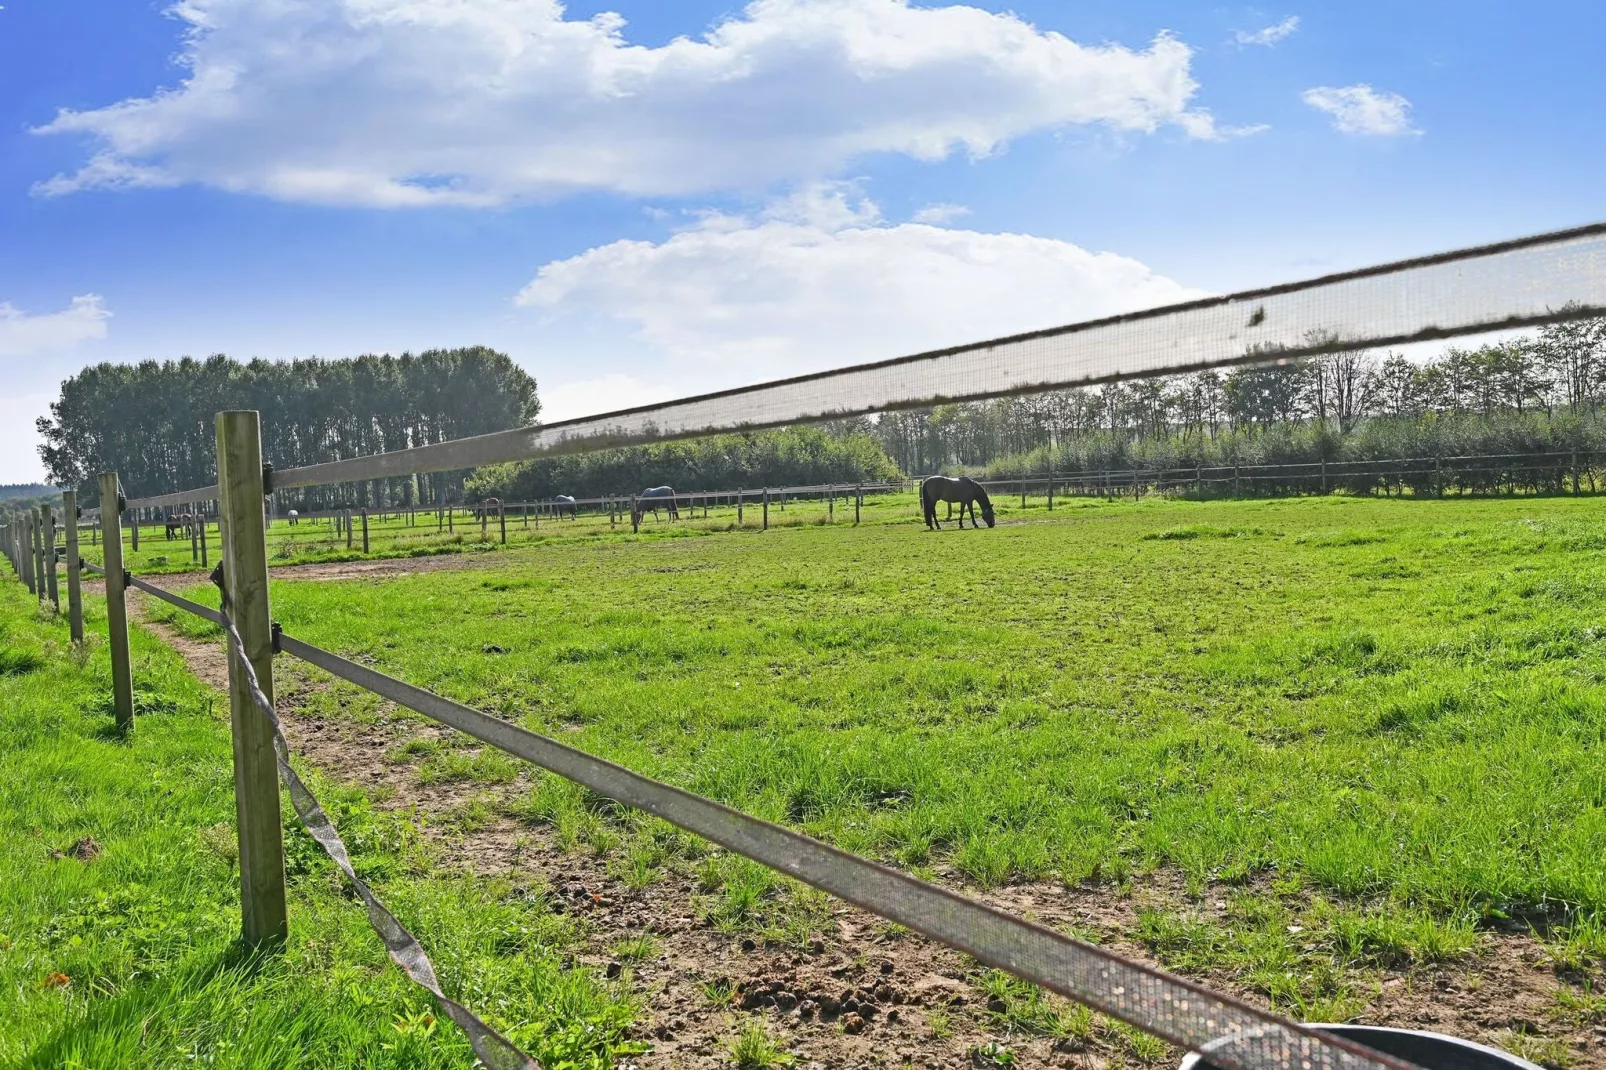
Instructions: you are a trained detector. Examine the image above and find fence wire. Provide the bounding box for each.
[201,576,541,1070]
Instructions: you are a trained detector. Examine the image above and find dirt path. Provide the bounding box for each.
[127,595,1603,1070]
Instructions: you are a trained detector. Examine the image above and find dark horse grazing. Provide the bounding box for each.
[553,494,578,519]
[921,476,994,530]
[473,497,501,522]
[165,512,192,540]
[633,486,680,524]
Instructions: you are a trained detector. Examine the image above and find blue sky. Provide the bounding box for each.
[2,0,1602,481]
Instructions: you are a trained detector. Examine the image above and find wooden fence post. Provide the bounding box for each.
[33,509,47,600]
[216,411,289,949]
[737,490,744,527]
[762,488,769,530]
[498,500,506,544]
[346,509,354,549]
[64,491,84,643]
[43,504,60,610]
[130,508,139,552]
[98,473,135,733]
[1048,474,1055,511]
[630,495,639,533]
[1233,466,1241,497]
[201,503,210,569]
[362,508,370,554]
[855,485,862,525]
[828,485,834,523]
[22,512,37,596]
[1573,449,1580,495]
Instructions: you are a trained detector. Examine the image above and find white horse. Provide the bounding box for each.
[287,510,299,526]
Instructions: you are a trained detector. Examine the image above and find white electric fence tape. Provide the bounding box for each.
[125,223,1606,508]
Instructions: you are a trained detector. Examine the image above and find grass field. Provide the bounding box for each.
[0,580,641,1068]
[85,489,907,576]
[19,490,1606,1062]
[151,495,1606,1000]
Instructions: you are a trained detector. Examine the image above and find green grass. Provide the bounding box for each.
[239,494,1605,933]
[83,489,913,576]
[0,577,642,1068]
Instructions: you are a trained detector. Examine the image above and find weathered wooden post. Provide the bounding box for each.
[200,503,209,568]
[22,512,37,595]
[1233,466,1241,497]
[631,494,639,533]
[828,485,834,523]
[1048,473,1055,511]
[762,488,769,530]
[43,504,60,610]
[32,510,47,600]
[130,508,139,552]
[361,508,370,554]
[345,509,354,550]
[64,491,84,643]
[855,485,862,525]
[98,473,135,733]
[498,500,506,544]
[216,411,289,949]
[191,503,201,562]
[1320,458,1328,495]
[738,489,744,527]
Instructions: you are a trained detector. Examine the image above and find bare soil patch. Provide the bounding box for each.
[130,601,1606,1069]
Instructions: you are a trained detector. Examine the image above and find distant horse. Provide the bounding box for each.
[287,510,299,526]
[165,512,192,540]
[921,476,994,530]
[473,497,502,522]
[633,486,680,524]
[553,494,578,519]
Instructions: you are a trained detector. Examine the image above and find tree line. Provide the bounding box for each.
[869,316,1606,487]
[35,349,538,509]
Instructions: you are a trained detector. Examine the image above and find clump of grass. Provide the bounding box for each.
[611,934,660,964]
[1142,524,1263,541]
[0,647,44,676]
[416,748,520,785]
[728,1020,794,1068]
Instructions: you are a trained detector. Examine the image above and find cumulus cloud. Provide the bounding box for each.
[1302,84,1419,136]
[34,0,1225,207]
[518,185,1200,389]
[0,295,111,358]
[1234,16,1299,47]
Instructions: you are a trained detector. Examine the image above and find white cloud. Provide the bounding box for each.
[34,0,1225,207]
[0,393,52,484]
[912,202,971,225]
[540,372,679,422]
[518,185,1200,390]
[1234,16,1299,47]
[0,295,111,358]
[1302,84,1419,136]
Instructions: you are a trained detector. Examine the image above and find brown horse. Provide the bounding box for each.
[921,476,994,530]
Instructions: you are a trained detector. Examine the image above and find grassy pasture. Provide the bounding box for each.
[0,580,639,1068]
[193,495,1606,939]
[59,490,1606,1049]
[87,489,908,576]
